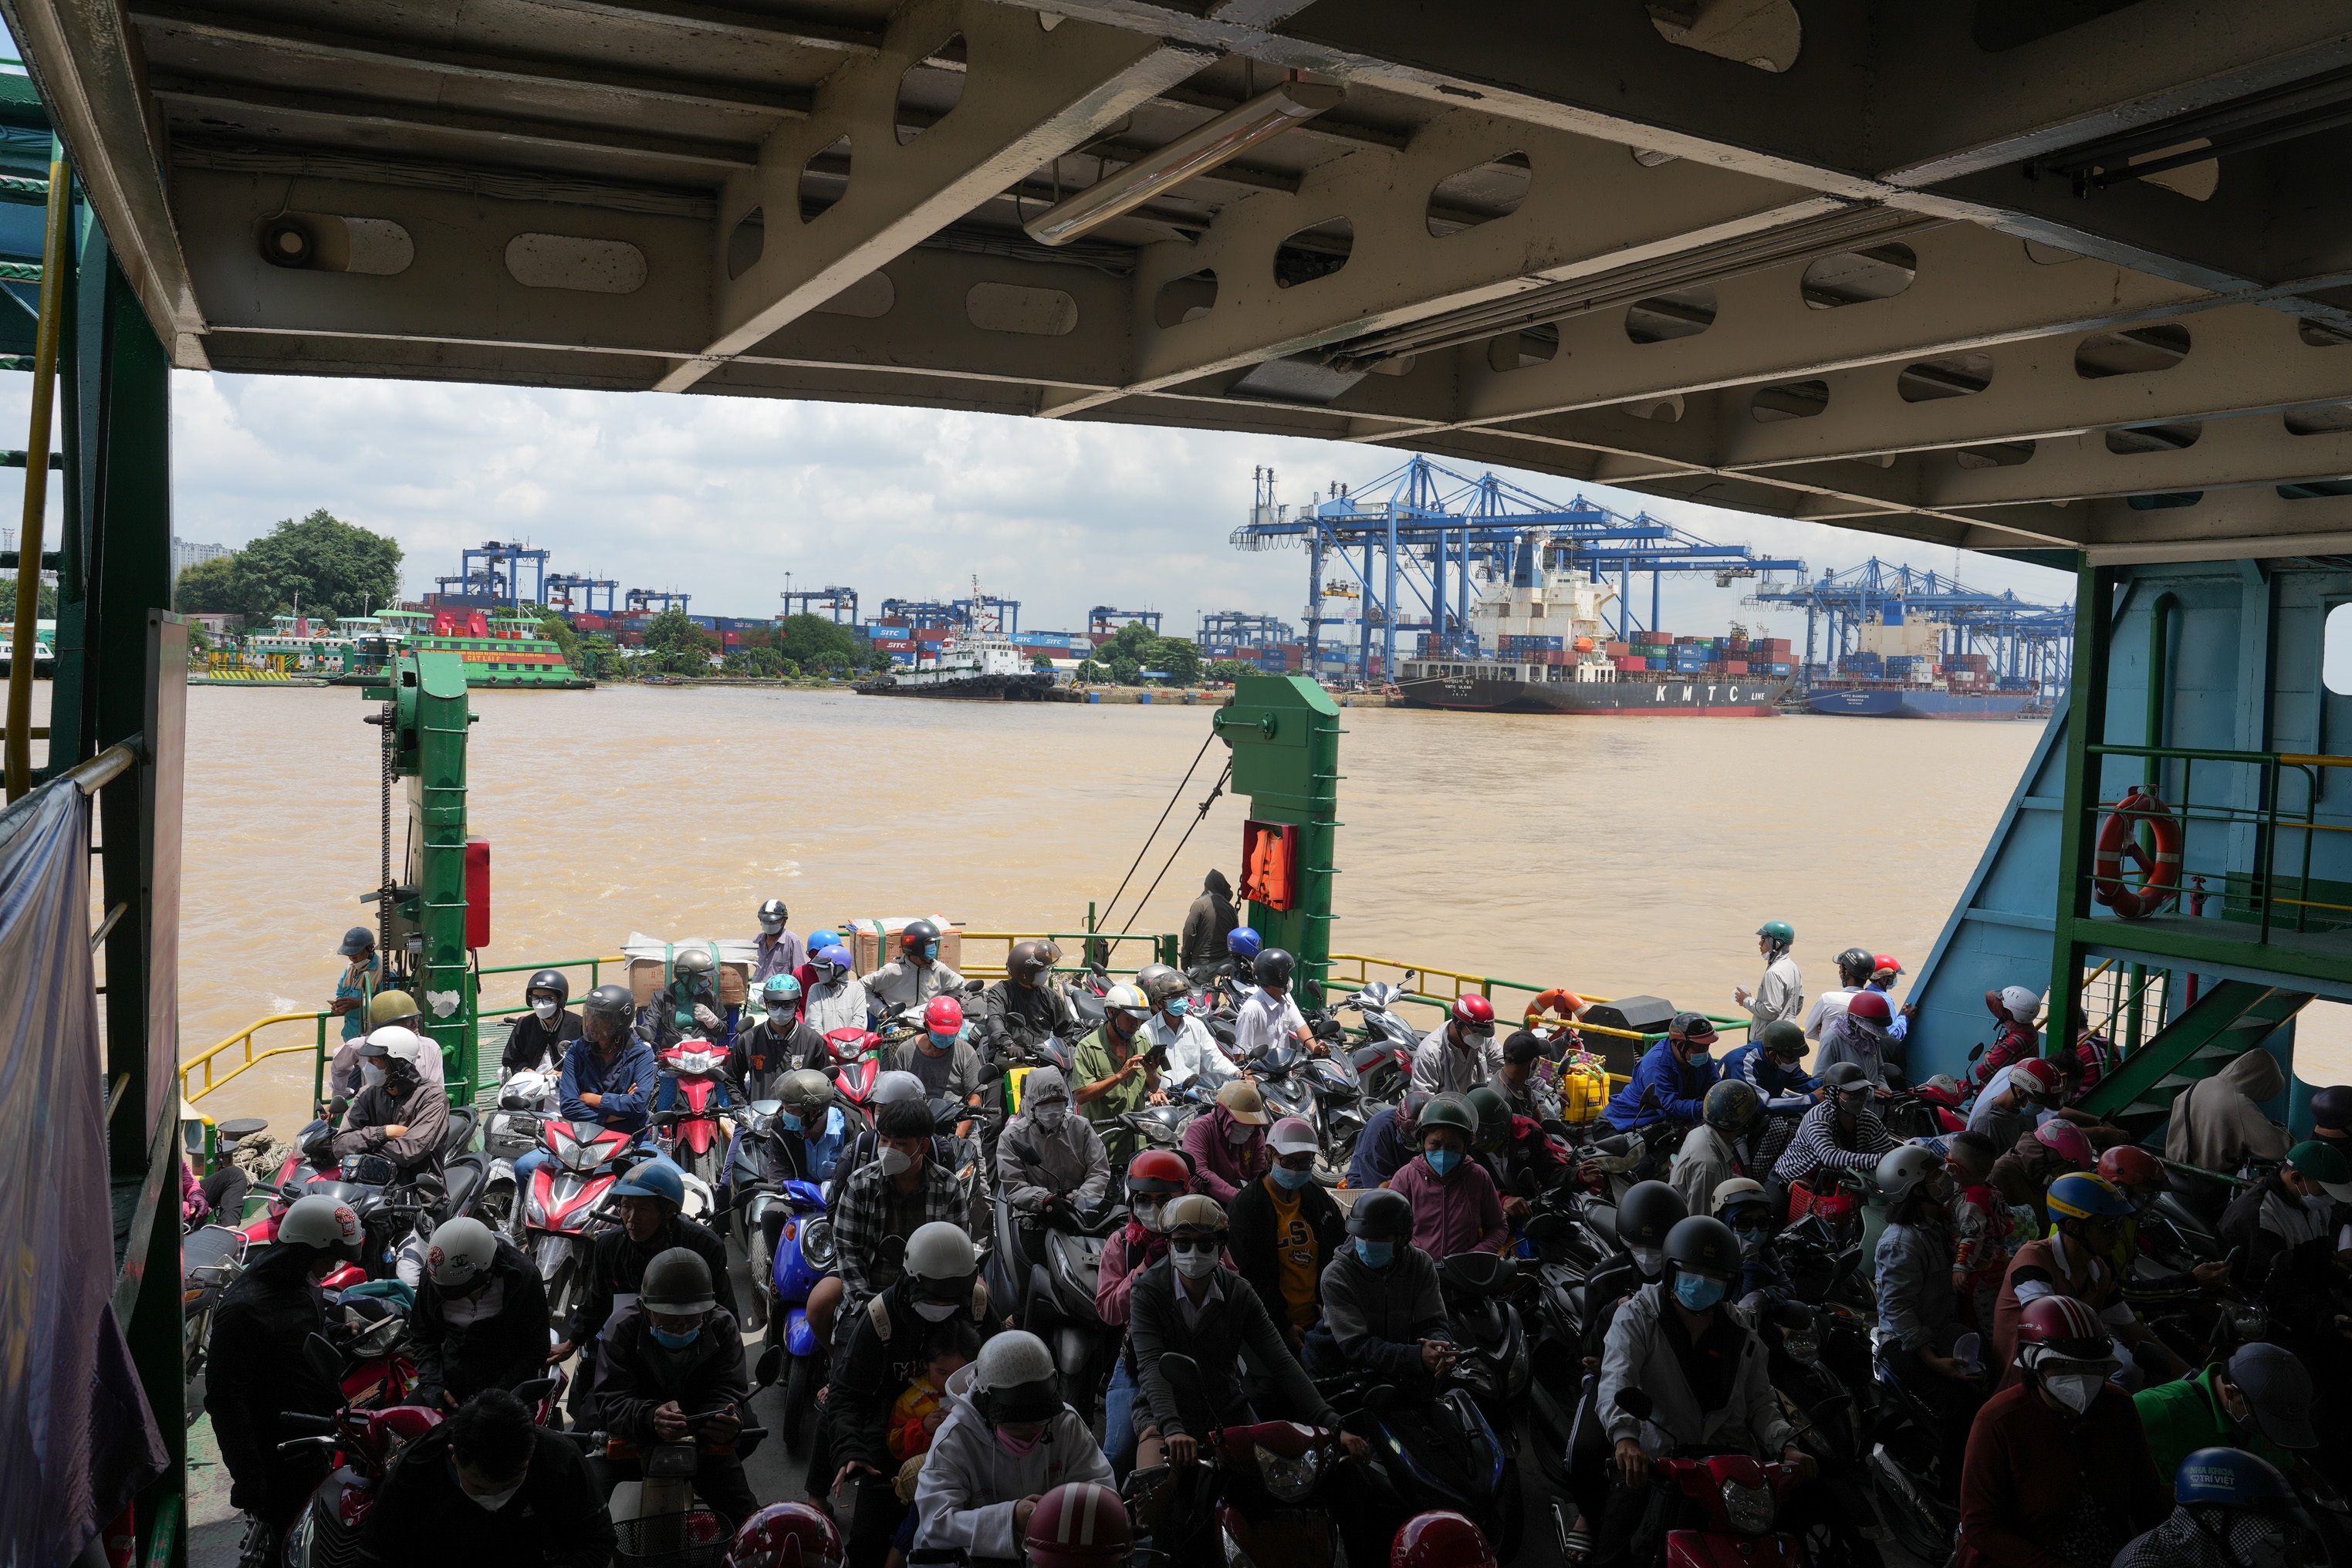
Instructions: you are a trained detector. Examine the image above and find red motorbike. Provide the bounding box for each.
[657,1036,732,1185]
[1645,1453,1815,1568]
[520,1118,637,1324]
[1140,1353,1355,1568]
[826,1026,882,1115]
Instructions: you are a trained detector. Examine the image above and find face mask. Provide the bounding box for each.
[2307,1193,2337,1215]
[1354,1239,1394,1269]
[913,1299,960,1323]
[924,942,940,962]
[1273,1164,1315,1190]
[880,1146,914,1178]
[766,1005,795,1026]
[1168,997,1191,1016]
[1674,1273,1727,1311]
[995,1426,1044,1456]
[780,1110,805,1134]
[650,1325,701,1350]
[1131,1200,1166,1233]
[926,1032,956,1055]
[1425,1148,1462,1177]
[468,1482,524,1512]
[1171,1243,1220,1279]
[361,1063,387,1090]
[532,999,558,1021]
[2043,1371,2105,1414]
[1033,1103,1069,1131]
[1629,1245,1665,1279]
[1225,1122,1256,1145]
[1736,1226,1770,1246]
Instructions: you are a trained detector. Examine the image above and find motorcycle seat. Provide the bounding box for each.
[1440,1252,1519,1296]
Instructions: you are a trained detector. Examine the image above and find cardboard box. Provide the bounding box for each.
[845,917,965,975]
[628,949,752,1008]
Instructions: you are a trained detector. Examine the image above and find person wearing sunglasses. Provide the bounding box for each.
[1227,1118,1346,1354]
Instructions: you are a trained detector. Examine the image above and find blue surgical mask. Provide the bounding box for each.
[1425,1149,1462,1178]
[1354,1239,1394,1269]
[927,1031,957,1054]
[1688,1049,1712,1066]
[780,1111,804,1134]
[924,941,939,961]
[1168,997,1191,1017]
[1273,1164,1314,1190]
[1673,1273,1727,1311]
[651,1324,701,1350]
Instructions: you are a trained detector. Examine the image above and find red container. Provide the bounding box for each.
[1617,655,1647,672]
[1723,661,1749,674]
[465,837,491,949]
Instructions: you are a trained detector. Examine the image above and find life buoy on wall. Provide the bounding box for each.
[2093,789,2183,919]
[1525,988,1587,1031]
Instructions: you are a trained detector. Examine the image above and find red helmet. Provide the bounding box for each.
[923,995,964,1034]
[2013,1294,2110,1362]
[1844,990,1893,1024]
[1392,1512,1496,1568]
[2097,1145,2164,1191]
[1451,995,1496,1029]
[2014,1058,2064,1095]
[1024,1482,1131,1568]
[1126,1148,1191,1196]
[2034,1118,2093,1167]
[1871,953,1902,977]
[724,1503,842,1568]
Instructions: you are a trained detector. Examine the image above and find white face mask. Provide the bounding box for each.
[2043,1371,2106,1414]
[879,1146,914,1178]
[2305,1192,2336,1214]
[912,1299,960,1323]
[361,1063,387,1090]
[1131,1199,1167,1233]
[467,1482,524,1512]
[1225,1122,1256,1145]
[766,1005,795,1027]
[1033,1103,1069,1131]
[532,999,558,1021]
[1629,1245,1665,1279]
[1172,1245,1220,1279]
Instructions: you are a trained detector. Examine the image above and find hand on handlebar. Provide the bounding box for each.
[1337,1431,1370,1463]
[832,1461,877,1495]
[1782,1445,1818,1482]
[698,1405,742,1443]
[1419,1339,1458,1374]
[1014,1496,1043,1534]
[1614,1438,1649,1487]
[652,1401,690,1441]
[2193,1260,2232,1286]
[1166,1434,1199,1468]
[548,1340,573,1364]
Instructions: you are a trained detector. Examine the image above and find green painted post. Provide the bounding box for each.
[411,651,474,1100]
[2050,559,2115,1056]
[1211,675,1342,994]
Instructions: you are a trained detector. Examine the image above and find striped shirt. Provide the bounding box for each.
[1771,1098,1896,1184]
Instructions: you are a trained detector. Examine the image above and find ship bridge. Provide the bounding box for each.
[19,2,2352,560]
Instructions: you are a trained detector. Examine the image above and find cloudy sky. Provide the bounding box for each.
[5,368,2076,644]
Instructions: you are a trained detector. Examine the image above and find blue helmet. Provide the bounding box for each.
[2046,1171,2134,1223]
[1228,927,1262,961]
[762,974,803,1004]
[2175,1447,2294,1508]
[612,1157,685,1208]
[816,943,853,971]
[807,928,840,955]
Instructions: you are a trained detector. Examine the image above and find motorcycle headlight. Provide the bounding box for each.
[524,1188,547,1225]
[1721,1479,1775,1536]
[1255,1441,1323,1502]
[802,1217,835,1270]
[1783,1328,1819,1365]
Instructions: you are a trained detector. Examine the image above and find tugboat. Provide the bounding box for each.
[855,588,1060,701]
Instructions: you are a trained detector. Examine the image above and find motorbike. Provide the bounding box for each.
[488,1066,562,1157]
[742,1177,833,1453]
[183,1223,249,1416]
[1125,1352,1356,1568]
[1339,982,1418,1104]
[1880,1082,1967,1142]
[1867,1348,1961,1566]
[1435,1252,1532,1422]
[1248,1039,1323,1136]
[1320,1374,1522,1564]
[826,1026,884,1118]
[516,1117,639,1323]
[981,1175,1126,1412]
[656,1036,733,1186]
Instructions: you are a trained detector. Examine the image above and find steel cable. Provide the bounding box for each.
[1094,729,1216,936]
[1118,759,1233,938]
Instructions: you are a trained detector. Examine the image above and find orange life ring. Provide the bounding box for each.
[2093,789,2182,919]
[1526,987,1587,1029]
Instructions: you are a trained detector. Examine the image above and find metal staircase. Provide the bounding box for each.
[2077,980,2310,1144]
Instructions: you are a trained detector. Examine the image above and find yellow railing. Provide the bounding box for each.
[181,1010,333,1104]
[1324,950,1752,1049]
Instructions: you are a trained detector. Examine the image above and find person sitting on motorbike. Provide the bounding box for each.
[1603,1012,1721,1133]
[1712,1179,1797,1308]
[1137,961,1235,1095]
[752,897,803,983]
[502,968,582,1079]
[1768,1061,1894,1220]
[1593,1215,1820,1568]
[1991,1118,2096,1236]
[1229,1116,1347,1352]
[2219,1139,2352,1377]
[1967,1055,2068,1154]
[331,1026,448,1192]
[981,938,1073,1059]
[759,1067,848,1191]
[206,1195,365,1550]
[557,982,660,1137]
[1074,982,1159,1150]
[2136,1340,2318,1490]
[640,948,735,1054]
[828,1222,997,1564]
[2097,1144,2235,1316]
[554,1158,736,1412]
[803,942,872,1035]
[1235,947,1323,1059]
[834,1070,963,1182]
[792,927,841,993]
[1874,1145,1984,1488]
[824,1099,970,1347]
[2114,1448,2316,1568]
[895,995,985,1133]
[1223,924,1263,994]
[409,1215,551,1413]
[1720,1019,1820,1110]
[359,1387,616,1568]
[1670,1078,1765,1219]
[1497,1029,1563,1126]
[911,1330,1114,1559]
[867,920,966,1012]
[732,974,825,1101]
[1098,1149,1204,1468]
[1347,1089,1429,1191]
[592,1245,758,1529]
[1972,985,2046,1091]
[1992,1171,2181,1390]
[1465,1083,1582,1218]
[1126,1195,1367,1472]
[1302,1187,1455,1387]
[997,1066,1112,1223]
[1946,1129,2015,1333]
[1559,1181,1685,1562]
[1408,993,1502,1097]
[1814,988,1897,1096]
[1957,1294,2169,1568]
[1181,1079,1273,1205]
[1387,1094,1508,1257]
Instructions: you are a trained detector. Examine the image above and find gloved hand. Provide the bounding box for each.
[694,1003,721,1031]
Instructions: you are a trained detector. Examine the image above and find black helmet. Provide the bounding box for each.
[1758,1019,1806,1059]
[1009,939,1055,985]
[1664,1215,1742,1280]
[1255,948,1296,988]
[583,982,637,1039]
[901,919,941,955]
[1465,1086,1512,1151]
[673,949,716,985]
[640,1246,717,1315]
[1835,947,1876,987]
[1823,1060,1870,1096]
[525,968,570,1008]
[1347,1188,1414,1242]
[1617,1181,1688,1250]
[758,898,789,931]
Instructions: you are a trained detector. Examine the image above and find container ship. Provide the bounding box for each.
[1803,610,2042,719]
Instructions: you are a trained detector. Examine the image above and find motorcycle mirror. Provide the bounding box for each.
[755,1345,784,1387]
[302,1333,342,1390]
[1637,1086,1660,1112]
[1968,1044,1985,1062]
[1361,1384,1399,1412]
[1159,1353,1214,1438]
[513,1377,556,1405]
[1614,1387,1653,1420]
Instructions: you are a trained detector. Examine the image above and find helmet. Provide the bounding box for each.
[807,928,840,955]
[2311,1083,2352,1131]
[368,989,421,1028]
[1703,1079,1760,1132]
[1664,1215,1741,1279]
[2287,1140,2352,1201]
[1215,1080,1269,1127]
[972,1330,1063,1425]
[816,943,853,972]
[1134,962,1181,1004]
[1871,953,1903,978]
[1451,995,1496,1030]
[1844,990,1893,1025]
[1617,1181,1687,1249]
[757,898,789,933]
[338,925,376,958]
[1465,1086,1512,1149]
[1126,1149,1191,1196]
[899,919,941,955]
[777,1068,836,1117]
[1398,1090,1433,1136]
[613,1157,687,1208]
[1227,927,1262,961]
[1391,1512,1496,1568]
[1711,1177,1768,1218]
[725,1502,842,1568]
[424,1216,498,1289]
[2045,1172,2133,1223]
[1026,1482,1132,1568]
[762,974,804,1006]
[873,1070,926,1106]
[923,995,964,1035]
[2013,1294,2111,1363]
[2175,1448,2295,1509]
[905,1220,978,1285]
[1875,1144,1945,1207]
[1103,983,1151,1022]
[2034,1119,2093,1167]
[362,1023,425,1066]
[1823,1061,1870,1095]
[1347,1188,1414,1242]
[583,982,637,1036]
[674,948,717,983]
[525,968,570,1008]
[1836,947,1876,985]
[1756,920,1795,949]
[279,1195,363,1255]
[1758,1019,1806,1058]
[1009,940,1055,985]
[1416,1094,1476,1141]
[1668,1011,1719,1045]
[1999,985,2041,1021]
[1161,1193,1228,1236]
[1255,949,1296,988]
[2012,1057,2064,1097]
[640,1246,717,1315]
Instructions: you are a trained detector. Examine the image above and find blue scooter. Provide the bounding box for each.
[749,1178,833,1455]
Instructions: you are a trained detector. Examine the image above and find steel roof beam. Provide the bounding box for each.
[515,0,885,55]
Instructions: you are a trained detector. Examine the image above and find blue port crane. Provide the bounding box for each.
[436,539,550,611]
[1090,607,1162,637]
[625,588,691,614]
[877,597,964,630]
[1749,558,2075,694]
[1232,457,1806,684]
[1198,611,1296,658]
[781,585,860,623]
[953,592,1020,634]
[546,573,617,615]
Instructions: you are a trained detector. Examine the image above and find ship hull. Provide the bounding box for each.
[1397,673,1790,715]
[854,671,1062,701]
[1805,687,2035,719]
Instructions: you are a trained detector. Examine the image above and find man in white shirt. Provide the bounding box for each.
[1232,949,1316,1060]
[1137,965,1235,1093]
[1410,995,1502,1096]
[1800,948,1877,1044]
[1734,920,1803,1031]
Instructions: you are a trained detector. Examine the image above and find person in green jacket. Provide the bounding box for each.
[1073,984,1160,1159]
[2132,1341,2317,1484]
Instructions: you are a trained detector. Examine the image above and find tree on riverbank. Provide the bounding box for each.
[172,509,401,621]
[644,607,717,674]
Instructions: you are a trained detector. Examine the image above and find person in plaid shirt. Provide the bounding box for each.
[828,1098,971,1333]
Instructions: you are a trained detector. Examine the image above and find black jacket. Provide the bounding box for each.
[1181,872,1237,971]
[1226,1174,1347,1335]
[982,978,1074,1054]
[593,1307,752,1447]
[729,1019,826,1100]
[2219,1174,2339,1326]
[410,1239,552,1407]
[203,1245,343,1514]
[1126,1258,1338,1441]
[502,1011,583,1076]
[827,1275,996,1472]
[359,1421,614,1568]
[568,1215,738,1348]
[1580,1252,1645,1365]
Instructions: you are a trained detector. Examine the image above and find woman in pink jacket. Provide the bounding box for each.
[1385,1093,1509,1258]
[1181,1081,1273,1205]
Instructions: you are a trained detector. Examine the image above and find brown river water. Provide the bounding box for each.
[163,684,2352,1127]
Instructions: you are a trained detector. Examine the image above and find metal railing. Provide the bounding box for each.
[1322,951,1752,1054]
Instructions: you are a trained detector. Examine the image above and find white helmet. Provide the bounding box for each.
[281,1195,363,1254]
[425,1216,498,1289]
[1876,1144,1946,1206]
[972,1330,1061,1424]
[872,1070,928,1107]
[1999,985,2041,1022]
[905,1220,977,1282]
[366,1024,427,1071]
[1103,983,1150,1020]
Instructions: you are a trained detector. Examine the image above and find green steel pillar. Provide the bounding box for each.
[371,651,475,1099]
[2050,559,2117,1055]
[1210,674,1341,993]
